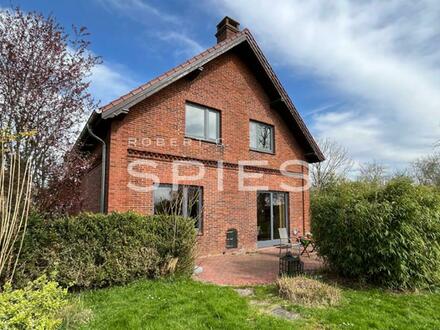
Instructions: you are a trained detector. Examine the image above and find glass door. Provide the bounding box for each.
[257,192,288,247]
[257,192,271,242]
[272,192,287,240]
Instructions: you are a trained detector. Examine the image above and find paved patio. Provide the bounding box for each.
[194,247,324,286]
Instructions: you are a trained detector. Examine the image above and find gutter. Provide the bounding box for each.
[74,111,99,151]
[86,123,106,213]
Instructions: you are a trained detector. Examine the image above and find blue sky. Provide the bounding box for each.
[2,0,439,172]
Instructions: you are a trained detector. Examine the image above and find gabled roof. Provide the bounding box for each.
[96,29,324,162]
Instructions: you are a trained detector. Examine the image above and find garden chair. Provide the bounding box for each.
[278,228,301,256]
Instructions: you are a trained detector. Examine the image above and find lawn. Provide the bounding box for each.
[67,279,440,329]
[67,279,290,329]
[253,284,440,329]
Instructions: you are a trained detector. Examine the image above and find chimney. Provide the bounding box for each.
[215,16,240,43]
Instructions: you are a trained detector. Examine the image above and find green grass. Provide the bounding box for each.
[69,279,291,330]
[68,279,440,330]
[253,284,440,329]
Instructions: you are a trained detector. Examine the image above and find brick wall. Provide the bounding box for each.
[79,161,102,213]
[89,50,311,256]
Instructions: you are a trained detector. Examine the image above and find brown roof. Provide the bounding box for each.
[98,29,324,162]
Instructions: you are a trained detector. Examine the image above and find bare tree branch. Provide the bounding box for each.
[310,138,353,190]
[411,152,440,187]
[358,161,388,185]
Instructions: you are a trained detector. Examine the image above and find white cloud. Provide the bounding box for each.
[89,62,139,106]
[218,0,440,170]
[157,31,204,56]
[96,0,178,23]
[304,102,341,117]
[96,0,203,58]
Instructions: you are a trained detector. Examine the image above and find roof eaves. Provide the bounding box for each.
[73,110,100,150]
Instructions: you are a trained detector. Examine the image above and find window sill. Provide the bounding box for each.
[185,135,223,146]
[250,148,275,155]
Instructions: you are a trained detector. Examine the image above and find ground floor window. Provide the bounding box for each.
[153,184,203,230]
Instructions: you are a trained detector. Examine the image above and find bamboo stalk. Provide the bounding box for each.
[0,137,33,282]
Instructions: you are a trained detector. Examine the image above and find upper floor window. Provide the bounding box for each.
[185,103,220,142]
[250,120,274,153]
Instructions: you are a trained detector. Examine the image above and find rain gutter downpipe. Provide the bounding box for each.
[86,124,106,213]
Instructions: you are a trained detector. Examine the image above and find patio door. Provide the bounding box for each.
[257,192,288,248]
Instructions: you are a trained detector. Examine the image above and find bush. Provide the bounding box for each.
[311,178,440,289]
[12,212,197,289]
[0,276,68,329]
[276,276,341,307]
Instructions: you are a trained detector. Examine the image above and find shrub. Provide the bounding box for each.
[276,276,341,307]
[0,276,68,329]
[12,212,197,289]
[311,178,440,289]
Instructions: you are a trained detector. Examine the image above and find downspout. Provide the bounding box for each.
[87,124,106,213]
[302,164,306,235]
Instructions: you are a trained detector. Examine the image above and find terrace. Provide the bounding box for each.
[194,247,323,286]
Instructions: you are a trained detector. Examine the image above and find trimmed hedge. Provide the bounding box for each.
[311,178,440,289]
[13,212,197,289]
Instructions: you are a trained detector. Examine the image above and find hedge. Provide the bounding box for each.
[311,178,440,289]
[12,212,197,289]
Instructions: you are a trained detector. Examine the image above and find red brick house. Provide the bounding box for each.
[78,17,324,256]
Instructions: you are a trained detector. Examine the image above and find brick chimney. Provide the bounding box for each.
[215,16,240,43]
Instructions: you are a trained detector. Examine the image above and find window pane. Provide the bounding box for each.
[257,124,272,151]
[272,193,287,239]
[186,186,202,229]
[257,192,271,241]
[185,104,204,138]
[250,121,273,152]
[207,110,219,140]
[154,186,183,216]
[250,122,257,149]
[154,185,202,230]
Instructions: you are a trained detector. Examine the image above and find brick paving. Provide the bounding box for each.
[194,247,323,286]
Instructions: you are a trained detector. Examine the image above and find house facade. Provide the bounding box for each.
[78,17,324,256]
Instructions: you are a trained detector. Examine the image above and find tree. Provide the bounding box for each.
[358,161,388,185]
[0,8,100,189]
[37,149,93,216]
[411,152,440,187]
[310,138,353,190]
